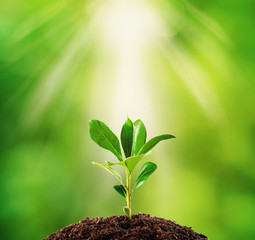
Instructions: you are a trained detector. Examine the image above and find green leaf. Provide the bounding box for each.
[107,154,148,173]
[131,120,147,155]
[113,185,126,198]
[133,162,157,190]
[124,154,147,172]
[89,120,123,161]
[121,117,133,158]
[92,162,123,184]
[138,134,175,154]
[123,206,131,219]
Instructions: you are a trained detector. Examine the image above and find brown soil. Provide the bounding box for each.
[44,213,208,240]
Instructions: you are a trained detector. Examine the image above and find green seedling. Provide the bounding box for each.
[89,117,175,219]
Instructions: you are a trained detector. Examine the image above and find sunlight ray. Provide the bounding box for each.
[160,41,227,124]
[1,14,83,111]
[10,2,66,43]
[22,23,93,129]
[88,0,165,127]
[185,2,231,45]
[5,9,82,64]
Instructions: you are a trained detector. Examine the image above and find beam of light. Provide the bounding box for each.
[89,0,165,127]
[160,40,228,125]
[10,3,66,44]
[3,5,82,66]
[1,15,81,111]
[22,23,92,130]
[185,2,231,45]
[86,0,172,206]
[154,1,231,125]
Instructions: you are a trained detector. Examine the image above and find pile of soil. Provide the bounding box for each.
[44,213,208,240]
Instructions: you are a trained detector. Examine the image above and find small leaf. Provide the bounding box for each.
[107,154,149,173]
[124,154,147,172]
[89,120,123,161]
[133,162,157,190]
[113,185,126,198]
[121,117,133,158]
[92,162,123,184]
[132,120,147,155]
[138,134,175,154]
[123,206,131,219]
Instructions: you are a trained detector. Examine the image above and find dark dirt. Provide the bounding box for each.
[44,213,208,240]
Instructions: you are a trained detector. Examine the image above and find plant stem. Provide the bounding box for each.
[125,167,131,218]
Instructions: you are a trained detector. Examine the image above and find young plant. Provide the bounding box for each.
[89,117,175,219]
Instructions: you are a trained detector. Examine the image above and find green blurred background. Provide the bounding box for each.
[1,0,255,239]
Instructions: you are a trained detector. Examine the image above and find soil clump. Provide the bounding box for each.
[44,213,208,240]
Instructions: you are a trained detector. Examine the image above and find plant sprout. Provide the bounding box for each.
[89,117,175,219]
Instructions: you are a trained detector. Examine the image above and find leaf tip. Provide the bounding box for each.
[88,119,94,126]
[124,114,130,121]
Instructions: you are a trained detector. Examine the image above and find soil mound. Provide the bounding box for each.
[44,213,208,240]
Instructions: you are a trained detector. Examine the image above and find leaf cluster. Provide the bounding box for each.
[89,117,175,197]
